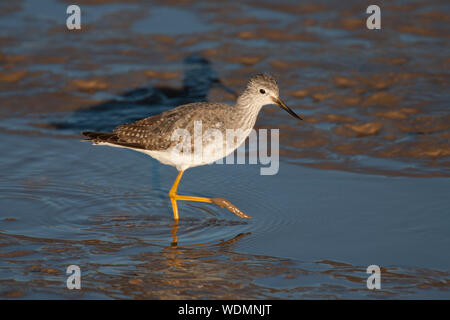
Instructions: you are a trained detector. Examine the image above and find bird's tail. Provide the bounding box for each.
[81,131,117,144]
[81,131,146,150]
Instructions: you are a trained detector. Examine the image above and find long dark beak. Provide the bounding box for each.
[272,97,303,120]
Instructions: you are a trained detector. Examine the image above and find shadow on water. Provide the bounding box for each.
[50,55,237,132]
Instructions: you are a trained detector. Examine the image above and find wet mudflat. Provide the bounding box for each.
[0,0,449,298]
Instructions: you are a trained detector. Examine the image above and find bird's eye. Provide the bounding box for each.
[259,89,266,94]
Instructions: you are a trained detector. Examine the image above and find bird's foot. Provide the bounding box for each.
[170,193,251,219]
[211,198,251,219]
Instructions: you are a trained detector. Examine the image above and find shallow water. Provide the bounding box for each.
[0,0,449,299]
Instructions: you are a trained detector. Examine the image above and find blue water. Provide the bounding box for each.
[0,0,449,299]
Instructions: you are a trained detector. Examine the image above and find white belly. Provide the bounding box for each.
[143,131,249,171]
[95,128,251,171]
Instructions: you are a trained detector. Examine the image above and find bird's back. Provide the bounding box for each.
[88,102,234,151]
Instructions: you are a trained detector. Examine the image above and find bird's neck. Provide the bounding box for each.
[234,93,264,130]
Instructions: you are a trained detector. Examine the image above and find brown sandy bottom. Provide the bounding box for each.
[0,131,448,299]
[1,232,449,299]
[0,0,449,299]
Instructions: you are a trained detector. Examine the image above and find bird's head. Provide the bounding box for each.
[241,74,303,120]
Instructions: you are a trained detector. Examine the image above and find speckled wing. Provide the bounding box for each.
[111,102,228,151]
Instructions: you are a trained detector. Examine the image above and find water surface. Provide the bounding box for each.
[0,0,449,299]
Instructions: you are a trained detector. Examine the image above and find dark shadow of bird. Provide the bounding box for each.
[51,55,236,132]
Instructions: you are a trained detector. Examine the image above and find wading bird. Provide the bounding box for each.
[83,74,302,220]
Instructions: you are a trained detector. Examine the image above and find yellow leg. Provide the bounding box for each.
[168,170,214,220]
[168,170,250,220]
[169,170,183,220]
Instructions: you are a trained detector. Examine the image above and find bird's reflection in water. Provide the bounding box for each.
[167,219,251,248]
[154,221,254,293]
[170,221,179,247]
